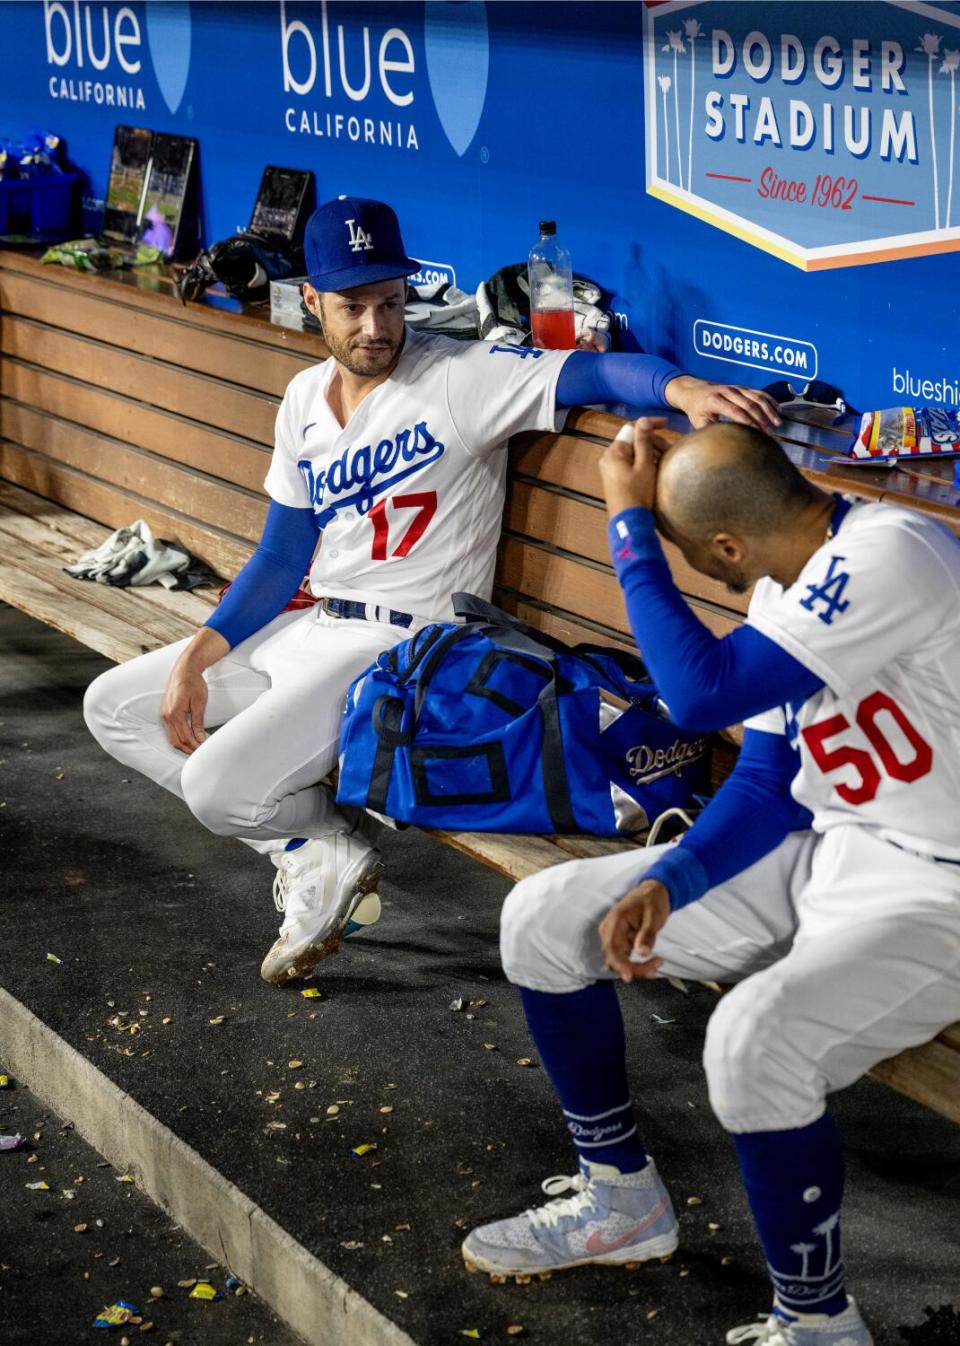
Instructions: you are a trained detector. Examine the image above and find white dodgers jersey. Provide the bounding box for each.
[745,499,960,859]
[264,330,570,620]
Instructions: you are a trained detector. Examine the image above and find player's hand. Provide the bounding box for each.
[599,879,671,982]
[161,664,209,754]
[599,417,670,516]
[664,375,781,431]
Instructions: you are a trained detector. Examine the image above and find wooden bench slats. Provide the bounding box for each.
[939,1023,960,1052]
[551,835,639,860]
[429,829,592,881]
[1,318,279,446]
[868,1041,960,1125]
[511,430,608,500]
[0,517,208,654]
[0,479,218,626]
[0,477,110,549]
[1,362,270,494]
[494,592,638,655]
[0,403,267,543]
[563,408,627,441]
[0,441,253,579]
[505,479,750,618]
[0,270,313,399]
[0,554,174,662]
[0,248,328,359]
[0,480,216,614]
[497,535,742,639]
[496,535,633,635]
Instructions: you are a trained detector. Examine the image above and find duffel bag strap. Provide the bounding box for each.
[365,694,415,815]
[535,681,578,834]
[364,624,482,813]
[574,644,649,687]
[452,591,572,658]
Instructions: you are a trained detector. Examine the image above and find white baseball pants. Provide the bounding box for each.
[84,605,410,852]
[500,826,960,1133]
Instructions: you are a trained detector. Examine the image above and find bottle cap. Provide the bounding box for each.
[538,220,556,236]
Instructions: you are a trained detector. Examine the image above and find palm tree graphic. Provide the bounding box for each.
[684,18,704,194]
[790,1242,817,1280]
[662,29,687,190]
[942,49,960,227]
[658,75,672,183]
[918,32,944,229]
[813,1211,841,1275]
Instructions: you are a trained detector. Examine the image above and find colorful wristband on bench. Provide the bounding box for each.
[608,506,665,570]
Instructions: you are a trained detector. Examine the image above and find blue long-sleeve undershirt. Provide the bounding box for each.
[555,350,683,410]
[204,500,319,649]
[609,506,823,731]
[645,727,812,911]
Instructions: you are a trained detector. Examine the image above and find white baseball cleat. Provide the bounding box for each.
[461,1158,678,1282]
[726,1297,874,1345]
[260,834,382,986]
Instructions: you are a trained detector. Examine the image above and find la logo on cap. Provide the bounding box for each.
[346,219,374,253]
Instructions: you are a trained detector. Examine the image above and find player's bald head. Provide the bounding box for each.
[657,423,815,543]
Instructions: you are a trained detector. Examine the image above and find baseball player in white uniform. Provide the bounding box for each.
[83,198,780,988]
[464,419,960,1345]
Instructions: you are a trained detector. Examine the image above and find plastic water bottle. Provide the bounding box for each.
[528,220,576,350]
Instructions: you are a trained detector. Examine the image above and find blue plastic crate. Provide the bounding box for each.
[0,170,78,236]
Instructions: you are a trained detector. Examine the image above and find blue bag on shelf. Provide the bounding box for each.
[336,594,709,836]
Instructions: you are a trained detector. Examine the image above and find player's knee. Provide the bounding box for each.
[500,877,542,985]
[180,757,251,837]
[83,667,124,747]
[500,873,594,993]
[703,984,819,1131]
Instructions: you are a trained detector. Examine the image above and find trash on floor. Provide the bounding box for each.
[92,1300,140,1328]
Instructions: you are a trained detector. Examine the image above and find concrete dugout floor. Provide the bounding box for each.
[0,1077,300,1346]
[1,601,959,1346]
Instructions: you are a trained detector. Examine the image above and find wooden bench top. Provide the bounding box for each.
[2,251,958,1127]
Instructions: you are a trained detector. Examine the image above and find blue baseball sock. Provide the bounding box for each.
[733,1114,847,1318]
[519,983,648,1174]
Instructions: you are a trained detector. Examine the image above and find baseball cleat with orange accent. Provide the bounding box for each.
[461,1158,678,1278]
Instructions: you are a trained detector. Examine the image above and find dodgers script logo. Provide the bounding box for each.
[626,737,707,786]
[298,421,445,527]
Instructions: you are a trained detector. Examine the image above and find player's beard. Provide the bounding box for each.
[722,567,750,595]
[325,328,404,379]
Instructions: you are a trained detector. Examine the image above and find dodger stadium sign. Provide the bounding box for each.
[645,1,960,269]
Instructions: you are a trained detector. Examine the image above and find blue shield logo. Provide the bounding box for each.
[146,1,192,116]
[424,1,489,157]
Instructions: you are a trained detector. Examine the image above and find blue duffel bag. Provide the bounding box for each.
[336,594,709,836]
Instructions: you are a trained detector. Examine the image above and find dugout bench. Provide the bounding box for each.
[1,249,958,1124]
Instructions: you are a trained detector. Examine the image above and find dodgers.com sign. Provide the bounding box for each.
[693,320,819,380]
[645,1,960,269]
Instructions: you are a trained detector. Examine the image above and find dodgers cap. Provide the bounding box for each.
[304,195,419,292]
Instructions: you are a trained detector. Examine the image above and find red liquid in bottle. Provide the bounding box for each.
[531,307,576,350]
